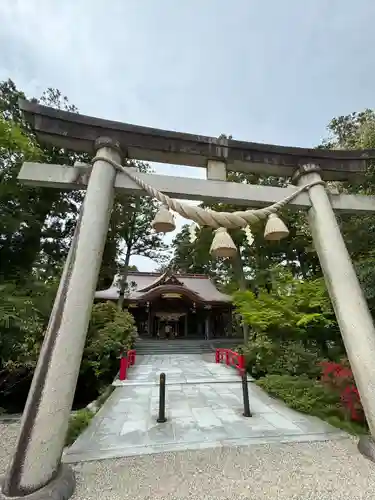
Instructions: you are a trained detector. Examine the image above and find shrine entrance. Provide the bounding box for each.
[5,98,375,500]
[130,293,223,340]
[153,313,186,339]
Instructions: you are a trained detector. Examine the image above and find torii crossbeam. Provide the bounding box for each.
[2,100,375,500]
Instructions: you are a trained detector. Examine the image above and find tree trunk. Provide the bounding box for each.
[232,249,250,344]
[117,247,131,311]
[117,200,139,311]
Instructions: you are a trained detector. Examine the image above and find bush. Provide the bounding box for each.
[240,335,322,379]
[276,342,322,378]
[65,409,94,446]
[256,374,367,435]
[77,301,137,399]
[257,374,341,415]
[240,335,279,378]
[320,360,365,423]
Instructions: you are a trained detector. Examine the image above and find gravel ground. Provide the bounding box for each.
[1,422,375,499]
[0,422,20,473]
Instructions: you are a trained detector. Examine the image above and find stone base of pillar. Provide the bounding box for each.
[0,465,75,500]
[358,435,375,463]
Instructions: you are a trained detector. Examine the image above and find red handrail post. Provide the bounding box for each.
[225,349,229,365]
[119,355,128,380]
[128,349,136,366]
[215,349,219,363]
[238,354,245,377]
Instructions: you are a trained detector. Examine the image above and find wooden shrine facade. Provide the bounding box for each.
[95,271,233,339]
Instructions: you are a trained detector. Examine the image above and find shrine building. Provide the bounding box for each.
[95,271,233,339]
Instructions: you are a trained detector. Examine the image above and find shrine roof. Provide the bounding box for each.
[95,271,231,303]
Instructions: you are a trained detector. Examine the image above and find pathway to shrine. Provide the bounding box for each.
[63,354,346,464]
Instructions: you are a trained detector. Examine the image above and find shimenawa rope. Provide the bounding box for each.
[91,155,324,229]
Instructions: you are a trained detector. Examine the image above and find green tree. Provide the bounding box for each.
[322,109,375,305]
[234,268,340,352]
[170,168,320,291]
[106,162,169,308]
[0,79,86,283]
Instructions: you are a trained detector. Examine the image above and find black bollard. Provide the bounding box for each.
[157,372,167,423]
[242,373,252,417]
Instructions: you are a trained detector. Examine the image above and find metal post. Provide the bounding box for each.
[295,164,375,459]
[205,313,210,340]
[157,373,167,423]
[1,137,120,499]
[242,373,252,417]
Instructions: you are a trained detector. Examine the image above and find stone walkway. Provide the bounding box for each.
[64,354,346,464]
[113,353,251,386]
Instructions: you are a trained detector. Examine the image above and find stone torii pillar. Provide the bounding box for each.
[5,96,375,500]
[294,164,375,458]
[1,138,121,500]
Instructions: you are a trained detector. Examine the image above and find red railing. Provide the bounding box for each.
[215,348,245,377]
[119,349,136,381]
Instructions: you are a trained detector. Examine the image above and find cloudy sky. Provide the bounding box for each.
[1,0,374,272]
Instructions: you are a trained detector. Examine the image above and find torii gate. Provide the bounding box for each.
[2,99,375,499]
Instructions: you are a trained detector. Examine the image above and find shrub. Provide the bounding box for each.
[240,334,279,378]
[80,302,137,388]
[256,373,368,434]
[240,335,322,379]
[256,374,341,416]
[276,342,322,378]
[65,409,94,446]
[320,360,365,423]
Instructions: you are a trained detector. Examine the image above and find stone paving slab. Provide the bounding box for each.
[112,353,253,386]
[64,354,346,464]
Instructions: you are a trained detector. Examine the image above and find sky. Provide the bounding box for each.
[1,0,375,272]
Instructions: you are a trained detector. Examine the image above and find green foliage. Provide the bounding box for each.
[257,375,339,414]
[240,335,322,379]
[0,80,89,284]
[65,409,94,446]
[324,416,366,436]
[0,116,41,159]
[0,280,56,386]
[256,375,367,435]
[0,289,136,412]
[276,342,322,377]
[322,110,375,304]
[234,269,340,353]
[79,302,137,390]
[355,251,375,308]
[170,224,221,277]
[1,77,375,437]
[0,78,167,413]
[99,161,169,291]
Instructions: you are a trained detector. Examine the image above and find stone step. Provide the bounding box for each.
[135,340,215,355]
[134,338,242,355]
[135,348,213,354]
